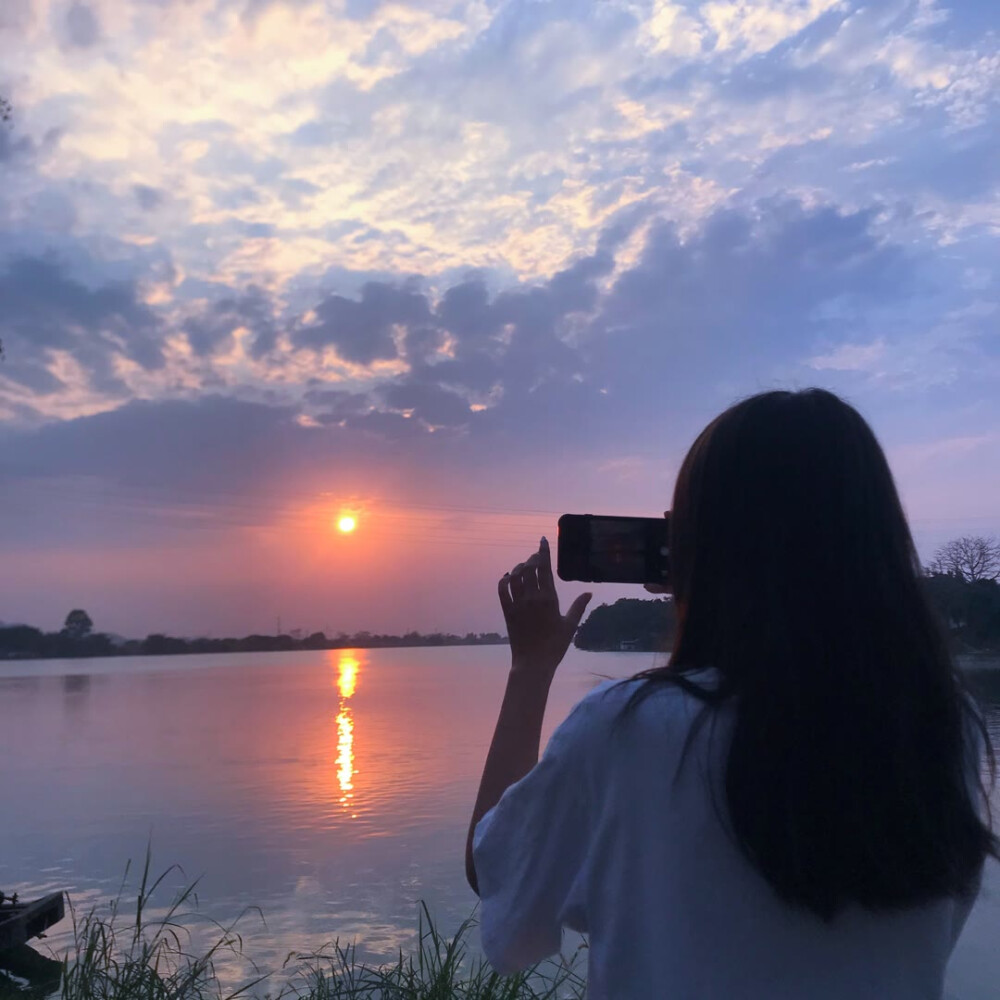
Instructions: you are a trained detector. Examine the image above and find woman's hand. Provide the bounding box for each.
[498,537,592,680]
[469,536,587,893]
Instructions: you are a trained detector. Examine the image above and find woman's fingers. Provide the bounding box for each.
[565,592,593,629]
[521,552,541,595]
[503,540,556,609]
[506,551,547,600]
[498,573,513,616]
[537,537,555,596]
[509,562,526,601]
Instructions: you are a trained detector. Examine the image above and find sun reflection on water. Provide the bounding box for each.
[338,656,358,699]
[333,651,361,816]
[336,710,354,796]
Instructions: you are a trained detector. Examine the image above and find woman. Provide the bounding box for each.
[465,388,997,999]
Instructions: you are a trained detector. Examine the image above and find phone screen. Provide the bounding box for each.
[557,514,670,585]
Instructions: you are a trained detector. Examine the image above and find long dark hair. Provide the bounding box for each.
[626,388,998,921]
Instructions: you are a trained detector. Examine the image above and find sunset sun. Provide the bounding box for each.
[337,516,357,534]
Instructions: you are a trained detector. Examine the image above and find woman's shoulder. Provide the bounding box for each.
[579,665,721,709]
[552,667,722,747]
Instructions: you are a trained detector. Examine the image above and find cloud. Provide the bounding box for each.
[0,256,165,407]
[65,3,100,48]
[133,184,164,211]
[303,386,371,423]
[807,339,887,372]
[0,393,412,513]
[645,1,706,57]
[293,282,431,365]
[583,199,909,403]
[703,0,842,57]
[0,178,997,634]
[183,285,278,359]
[0,0,34,33]
[4,0,996,300]
[5,192,992,440]
[1,195,941,459]
[0,126,34,164]
[380,380,472,427]
[1,0,1000,631]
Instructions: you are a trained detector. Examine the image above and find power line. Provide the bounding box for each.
[4,475,564,518]
[4,477,996,537]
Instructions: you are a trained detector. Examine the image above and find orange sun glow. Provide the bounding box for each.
[337,515,357,533]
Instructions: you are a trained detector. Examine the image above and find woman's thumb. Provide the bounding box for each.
[565,592,593,629]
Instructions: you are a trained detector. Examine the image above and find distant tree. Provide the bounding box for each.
[0,624,45,657]
[964,581,1000,648]
[64,609,94,640]
[302,631,328,649]
[923,573,969,629]
[142,633,188,656]
[574,597,676,652]
[78,632,114,657]
[928,536,1000,583]
[923,572,1000,651]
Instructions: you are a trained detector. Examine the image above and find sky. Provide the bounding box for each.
[1,0,998,639]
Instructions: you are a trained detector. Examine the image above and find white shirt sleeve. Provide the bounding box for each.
[472,694,598,974]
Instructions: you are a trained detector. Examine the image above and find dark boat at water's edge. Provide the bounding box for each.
[0,892,65,953]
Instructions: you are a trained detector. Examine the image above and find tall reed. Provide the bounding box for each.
[281,902,586,999]
[60,848,264,1000]
[40,851,586,1000]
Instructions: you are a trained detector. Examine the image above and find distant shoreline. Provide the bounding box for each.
[3,645,997,669]
[0,625,509,663]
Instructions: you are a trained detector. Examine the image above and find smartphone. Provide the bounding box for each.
[557,513,670,585]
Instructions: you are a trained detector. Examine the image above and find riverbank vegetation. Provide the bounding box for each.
[573,597,676,652]
[2,855,585,1000]
[574,536,1000,654]
[3,535,997,662]
[0,612,507,662]
[574,576,1000,654]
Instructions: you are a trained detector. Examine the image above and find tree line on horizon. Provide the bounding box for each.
[2,536,998,661]
[0,609,508,661]
[575,536,1000,653]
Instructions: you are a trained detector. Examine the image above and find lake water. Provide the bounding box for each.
[1,647,998,997]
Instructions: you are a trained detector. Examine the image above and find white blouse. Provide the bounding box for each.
[473,671,981,999]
